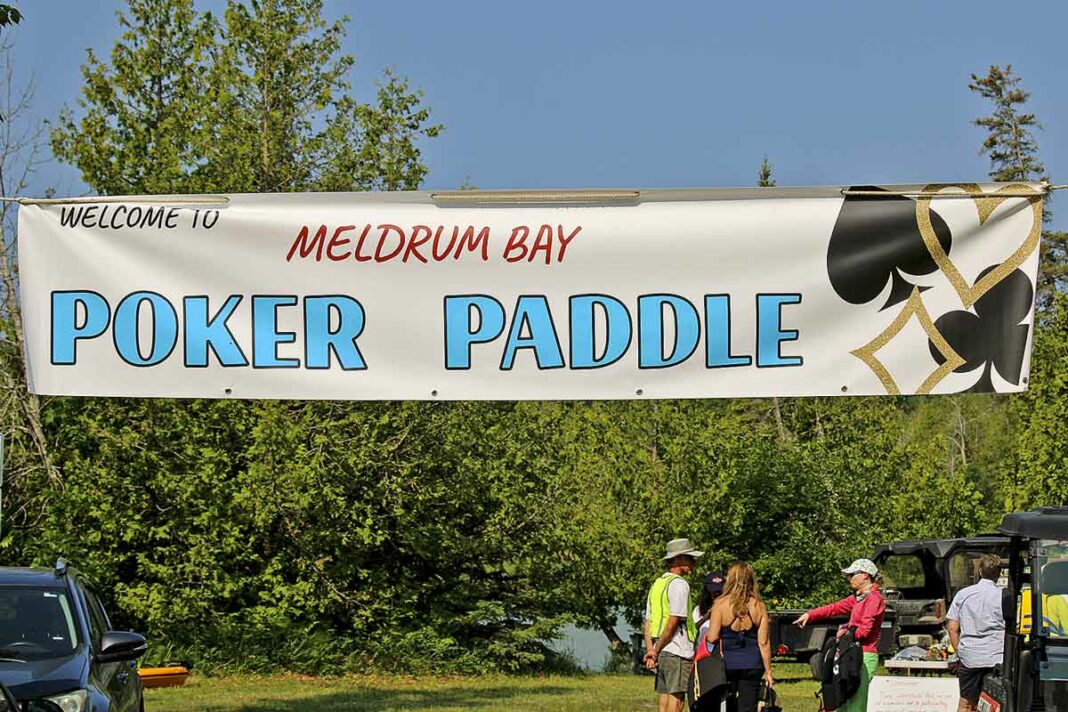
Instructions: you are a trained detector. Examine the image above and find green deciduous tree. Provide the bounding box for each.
[1009,293,1068,508]
[51,0,215,194]
[39,0,451,672]
[51,0,441,196]
[0,44,58,555]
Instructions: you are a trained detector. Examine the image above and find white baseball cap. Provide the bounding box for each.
[842,559,878,577]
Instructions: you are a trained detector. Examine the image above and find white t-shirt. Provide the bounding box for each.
[693,605,710,643]
[645,575,694,659]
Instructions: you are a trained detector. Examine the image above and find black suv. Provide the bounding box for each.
[0,559,146,711]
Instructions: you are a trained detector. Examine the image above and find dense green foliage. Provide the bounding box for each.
[1,11,1066,677]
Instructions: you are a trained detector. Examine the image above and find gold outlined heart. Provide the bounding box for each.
[915,183,1042,308]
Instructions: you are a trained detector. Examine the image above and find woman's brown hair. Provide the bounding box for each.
[723,561,762,617]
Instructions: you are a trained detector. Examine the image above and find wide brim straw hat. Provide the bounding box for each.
[662,538,705,561]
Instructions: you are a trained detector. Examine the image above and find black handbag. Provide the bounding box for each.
[759,684,782,712]
[687,636,728,711]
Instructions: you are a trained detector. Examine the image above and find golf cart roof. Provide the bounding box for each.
[999,507,1068,539]
[872,536,1010,560]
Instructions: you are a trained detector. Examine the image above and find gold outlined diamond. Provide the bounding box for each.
[851,287,967,395]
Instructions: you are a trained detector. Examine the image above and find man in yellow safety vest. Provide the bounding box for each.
[644,538,704,712]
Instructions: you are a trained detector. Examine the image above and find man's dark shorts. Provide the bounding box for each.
[654,651,690,695]
[958,664,995,703]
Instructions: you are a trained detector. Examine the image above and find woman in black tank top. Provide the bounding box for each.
[707,562,773,712]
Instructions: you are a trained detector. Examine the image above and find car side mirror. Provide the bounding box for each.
[96,631,147,663]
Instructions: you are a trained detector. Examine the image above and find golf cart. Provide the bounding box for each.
[983,506,1068,711]
[770,535,1011,665]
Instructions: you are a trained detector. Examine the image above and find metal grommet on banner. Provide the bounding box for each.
[635,388,644,396]
[430,389,439,398]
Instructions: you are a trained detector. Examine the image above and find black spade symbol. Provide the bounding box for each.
[928,267,1033,393]
[827,186,952,311]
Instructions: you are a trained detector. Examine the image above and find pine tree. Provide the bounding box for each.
[758,155,775,188]
[755,155,788,439]
[969,64,1067,307]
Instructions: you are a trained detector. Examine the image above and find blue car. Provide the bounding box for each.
[0,560,146,711]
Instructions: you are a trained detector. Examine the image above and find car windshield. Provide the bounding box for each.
[879,555,927,592]
[0,587,80,659]
[948,550,1009,600]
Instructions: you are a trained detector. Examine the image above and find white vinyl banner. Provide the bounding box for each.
[17,184,1044,400]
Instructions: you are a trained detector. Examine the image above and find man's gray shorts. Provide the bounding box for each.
[655,652,691,695]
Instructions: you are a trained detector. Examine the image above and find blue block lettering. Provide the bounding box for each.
[184,296,248,367]
[638,295,700,369]
[569,294,631,369]
[304,296,367,370]
[51,291,111,365]
[500,296,564,370]
[756,293,802,367]
[704,295,751,368]
[113,291,179,366]
[444,295,506,369]
[252,295,299,368]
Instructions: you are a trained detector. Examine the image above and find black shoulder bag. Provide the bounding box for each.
[687,635,728,711]
[818,627,863,711]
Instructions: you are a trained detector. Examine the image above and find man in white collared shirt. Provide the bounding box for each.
[947,554,1006,712]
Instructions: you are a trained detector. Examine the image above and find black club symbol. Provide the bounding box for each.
[827,187,952,311]
[928,267,1033,393]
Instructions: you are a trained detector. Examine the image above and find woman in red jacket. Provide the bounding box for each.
[794,558,885,712]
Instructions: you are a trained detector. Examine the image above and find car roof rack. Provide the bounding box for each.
[54,558,68,577]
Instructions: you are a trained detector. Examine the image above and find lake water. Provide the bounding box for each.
[550,615,637,671]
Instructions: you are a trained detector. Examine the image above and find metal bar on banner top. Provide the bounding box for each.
[2,182,1063,207]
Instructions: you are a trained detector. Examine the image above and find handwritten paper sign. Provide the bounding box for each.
[867,677,958,712]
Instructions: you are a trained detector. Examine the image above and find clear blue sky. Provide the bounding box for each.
[8,1,1068,229]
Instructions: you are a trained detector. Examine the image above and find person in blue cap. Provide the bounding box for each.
[694,571,726,641]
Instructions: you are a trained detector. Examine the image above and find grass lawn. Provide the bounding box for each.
[145,665,819,711]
